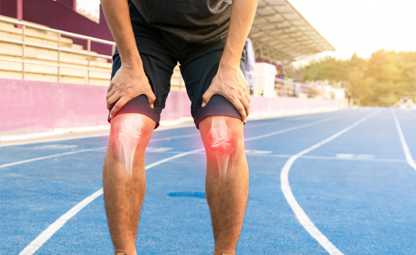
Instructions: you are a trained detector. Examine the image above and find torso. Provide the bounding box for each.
[130,0,232,43]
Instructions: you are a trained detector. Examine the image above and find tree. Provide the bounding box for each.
[294,51,416,106]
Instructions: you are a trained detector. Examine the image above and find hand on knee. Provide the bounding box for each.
[109,113,154,175]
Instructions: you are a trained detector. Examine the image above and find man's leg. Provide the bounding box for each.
[103,113,155,255]
[199,116,249,255]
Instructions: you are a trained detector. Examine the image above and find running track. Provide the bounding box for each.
[1,108,416,255]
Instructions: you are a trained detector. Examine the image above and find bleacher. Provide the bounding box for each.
[0,15,186,89]
[0,15,113,86]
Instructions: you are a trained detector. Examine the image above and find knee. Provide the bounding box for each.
[109,113,153,156]
[200,117,244,156]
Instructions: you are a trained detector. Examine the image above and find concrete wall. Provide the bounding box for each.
[0,79,345,134]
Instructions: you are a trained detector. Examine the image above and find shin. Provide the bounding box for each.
[200,116,248,254]
[104,113,154,254]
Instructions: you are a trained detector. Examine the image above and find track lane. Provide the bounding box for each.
[30,110,368,254]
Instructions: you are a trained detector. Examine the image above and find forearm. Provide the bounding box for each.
[101,0,142,70]
[220,0,257,68]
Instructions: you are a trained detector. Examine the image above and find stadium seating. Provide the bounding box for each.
[0,15,186,90]
[0,15,113,86]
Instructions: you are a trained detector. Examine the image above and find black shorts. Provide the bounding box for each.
[109,2,241,129]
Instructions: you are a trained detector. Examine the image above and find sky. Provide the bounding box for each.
[87,0,414,62]
[289,0,416,60]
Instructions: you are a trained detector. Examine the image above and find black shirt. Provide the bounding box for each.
[131,0,232,43]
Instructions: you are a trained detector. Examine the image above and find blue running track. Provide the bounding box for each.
[1,108,416,255]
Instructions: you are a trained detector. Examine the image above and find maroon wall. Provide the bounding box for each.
[55,0,74,9]
[0,0,18,18]
[11,0,114,55]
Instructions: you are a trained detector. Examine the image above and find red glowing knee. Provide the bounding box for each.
[205,118,236,155]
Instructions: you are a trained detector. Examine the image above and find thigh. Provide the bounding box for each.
[179,41,242,128]
[110,37,177,128]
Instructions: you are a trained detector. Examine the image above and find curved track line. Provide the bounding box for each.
[392,110,416,171]
[280,111,378,255]
[19,115,338,255]
[1,115,336,172]
[0,134,197,171]
[18,149,201,255]
[0,136,196,171]
[0,147,106,170]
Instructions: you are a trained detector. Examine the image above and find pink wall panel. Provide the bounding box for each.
[0,79,343,134]
[0,79,107,132]
[163,91,191,120]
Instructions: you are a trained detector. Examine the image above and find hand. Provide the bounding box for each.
[106,65,156,118]
[202,65,250,122]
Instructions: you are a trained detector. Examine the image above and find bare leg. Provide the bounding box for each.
[199,116,249,255]
[103,113,155,255]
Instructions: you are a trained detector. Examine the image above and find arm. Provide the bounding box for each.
[202,0,258,122]
[220,0,257,68]
[101,0,156,118]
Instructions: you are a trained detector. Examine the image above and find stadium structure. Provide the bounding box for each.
[0,0,342,139]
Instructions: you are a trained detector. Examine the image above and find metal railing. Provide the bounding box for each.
[0,14,115,85]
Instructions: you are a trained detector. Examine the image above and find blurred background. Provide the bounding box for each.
[1,1,416,254]
[0,0,414,140]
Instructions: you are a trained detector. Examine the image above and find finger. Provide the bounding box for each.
[107,80,118,93]
[241,93,250,117]
[202,88,215,107]
[110,96,130,118]
[146,89,156,109]
[227,95,247,122]
[242,89,251,111]
[106,82,113,93]
[244,92,251,104]
[107,92,121,110]
[106,84,118,100]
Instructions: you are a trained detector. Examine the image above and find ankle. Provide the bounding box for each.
[115,247,137,255]
[214,248,236,255]
[115,251,136,255]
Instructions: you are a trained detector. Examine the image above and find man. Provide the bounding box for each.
[101,0,257,254]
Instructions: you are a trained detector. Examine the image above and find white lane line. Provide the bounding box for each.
[0,135,193,171]
[19,189,103,255]
[0,147,106,170]
[18,148,201,255]
[245,116,335,142]
[0,134,198,171]
[18,115,339,255]
[151,134,196,142]
[280,111,378,255]
[246,153,405,163]
[247,112,337,129]
[392,110,416,171]
[0,110,337,148]
[1,115,336,172]
[146,147,173,153]
[303,154,403,163]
